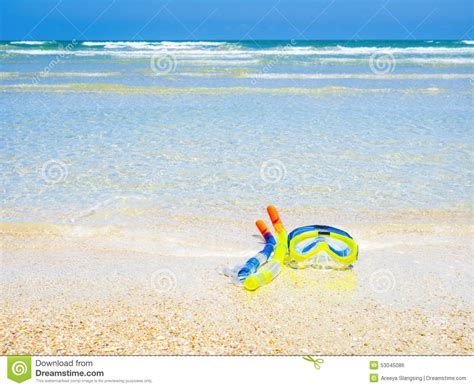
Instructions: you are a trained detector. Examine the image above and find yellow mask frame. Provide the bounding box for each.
[289,228,358,266]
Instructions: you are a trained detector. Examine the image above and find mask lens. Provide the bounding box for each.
[295,236,351,258]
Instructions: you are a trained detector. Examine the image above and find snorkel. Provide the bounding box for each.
[237,220,276,280]
[244,206,288,291]
[223,220,276,282]
[224,205,359,291]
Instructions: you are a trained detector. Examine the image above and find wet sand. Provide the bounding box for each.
[1,209,473,355]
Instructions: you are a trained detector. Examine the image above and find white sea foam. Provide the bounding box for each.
[271,45,474,56]
[462,40,474,45]
[38,71,121,77]
[3,42,474,66]
[177,59,260,65]
[159,41,225,46]
[2,49,77,56]
[241,73,474,80]
[82,41,228,50]
[402,58,474,65]
[76,42,474,56]
[315,57,474,65]
[83,41,161,49]
[81,41,106,46]
[11,41,48,45]
[1,48,254,60]
[4,48,473,59]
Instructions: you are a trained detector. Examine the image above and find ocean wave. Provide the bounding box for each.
[0,49,474,67]
[236,73,474,80]
[269,45,474,55]
[176,59,260,65]
[2,48,472,68]
[83,41,163,49]
[462,40,474,45]
[3,42,474,57]
[3,48,473,66]
[159,41,226,46]
[0,83,446,95]
[401,58,474,65]
[1,48,254,58]
[31,71,121,78]
[81,41,231,50]
[2,42,473,70]
[0,72,19,78]
[313,57,474,66]
[10,40,48,45]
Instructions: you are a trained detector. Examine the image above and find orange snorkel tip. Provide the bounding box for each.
[267,205,283,233]
[267,205,280,225]
[255,219,269,236]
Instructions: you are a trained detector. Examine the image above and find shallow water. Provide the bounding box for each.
[1,40,473,227]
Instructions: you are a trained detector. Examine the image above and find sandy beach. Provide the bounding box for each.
[1,208,472,355]
[1,39,473,356]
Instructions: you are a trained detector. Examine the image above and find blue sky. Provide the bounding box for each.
[0,0,472,40]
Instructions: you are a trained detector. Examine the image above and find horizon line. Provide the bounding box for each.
[2,38,472,42]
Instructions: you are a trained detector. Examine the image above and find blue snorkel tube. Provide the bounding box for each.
[237,220,276,280]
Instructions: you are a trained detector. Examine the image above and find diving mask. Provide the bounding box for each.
[288,225,358,270]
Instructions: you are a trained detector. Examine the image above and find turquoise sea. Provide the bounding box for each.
[0,40,473,229]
